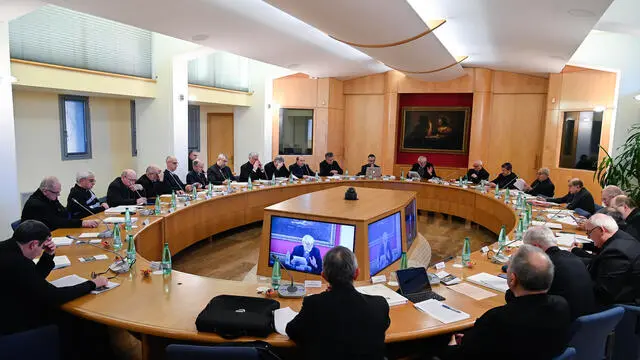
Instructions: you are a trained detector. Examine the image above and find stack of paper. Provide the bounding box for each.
[105,205,141,213]
[79,232,101,238]
[531,220,563,230]
[274,307,298,337]
[555,233,576,248]
[52,237,73,246]
[356,284,408,306]
[33,255,71,269]
[103,217,138,224]
[50,274,119,294]
[414,299,470,324]
[466,272,509,293]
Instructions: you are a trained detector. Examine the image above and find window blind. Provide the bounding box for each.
[9,5,152,78]
[188,51,250,92]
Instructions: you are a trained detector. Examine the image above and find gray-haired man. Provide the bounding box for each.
[67,171,109,218]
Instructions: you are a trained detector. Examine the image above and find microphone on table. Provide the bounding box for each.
[67,235,133,274]
[501,176,518,190]
[490,239,520,264]
[72,198,113,238]
[271,254,306,298]
[425,256,454,284]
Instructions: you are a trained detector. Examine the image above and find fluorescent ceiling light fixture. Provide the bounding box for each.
[593,105,606,112]
[406,0,464,56]
[634,94,640,101]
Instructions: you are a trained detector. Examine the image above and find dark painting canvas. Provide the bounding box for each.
[400,106,471,154]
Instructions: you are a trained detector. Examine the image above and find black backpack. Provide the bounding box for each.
[196,295,280,339]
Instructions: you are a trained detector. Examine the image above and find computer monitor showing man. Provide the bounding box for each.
[269,216,355,275]
[368,212,402,276]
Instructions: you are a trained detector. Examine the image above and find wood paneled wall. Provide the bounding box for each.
[272,74,344,170]
[542,67,617,204]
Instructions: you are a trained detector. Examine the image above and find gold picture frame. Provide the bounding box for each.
[400,106,471,154]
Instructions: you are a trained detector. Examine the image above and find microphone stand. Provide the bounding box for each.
[72,198,113,238]
[271,255,306,298]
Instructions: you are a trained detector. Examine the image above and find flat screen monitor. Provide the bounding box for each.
[368,212,402,276]
[269,216,355,275]
[405,199,417,250]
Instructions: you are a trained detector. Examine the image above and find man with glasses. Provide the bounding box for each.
[466,160,490,184]
[106,169,147,207]
[21,176,99,230]
[357,154,380,176]
[207,153,236,185]
[136,165,163,199]
[523,167,555,197]
[581,213,640,306]
[161,155,192,194]
[67,171,109,219]
[186,159,208,189]
[545,178,596,215]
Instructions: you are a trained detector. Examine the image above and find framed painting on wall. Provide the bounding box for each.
[400,106,471,154]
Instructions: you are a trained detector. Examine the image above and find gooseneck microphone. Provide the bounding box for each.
[271,254,306,298]
[72,198,113,238]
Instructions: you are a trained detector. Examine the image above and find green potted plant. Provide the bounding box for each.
[596,123,640,204]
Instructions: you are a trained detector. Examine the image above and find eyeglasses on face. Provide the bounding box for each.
[586,226,601,237]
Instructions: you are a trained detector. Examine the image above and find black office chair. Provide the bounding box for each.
[612,304,640,360]
[0,325,59,360]
[11,219,21,231]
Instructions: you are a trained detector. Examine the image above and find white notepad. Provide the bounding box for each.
[274,307,298,337]
[448,282,497,300]
[356,284,408,306]
[79,232,101,238]
[531,220,563,230]
[104,205,141,213]
[52,237,73,246]
[50,274,120,294]
[414,299,470,324]
[466,272,509,293]
[33,255,71,269]
[102,217,138,224]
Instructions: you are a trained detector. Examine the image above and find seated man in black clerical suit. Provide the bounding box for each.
[489,162,518,189]
[264,155,290,179]
[523,167,555,198]
[186,159,208,189]
[67,171,108,219]
[106,169,147,207]
[547,178,595,215]
[160,155,192,194]
[207,153,236,185]
[409,155,437,180]
[136,165,164,199]
[289,156,316,178]
[357,154,380,176]
[239,152,267,182]
[319,152,344,176]
[466,160,490,184]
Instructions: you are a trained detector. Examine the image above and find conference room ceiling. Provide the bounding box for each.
[43,0,614,79]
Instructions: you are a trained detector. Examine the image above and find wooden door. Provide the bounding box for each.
[207,113,234,170]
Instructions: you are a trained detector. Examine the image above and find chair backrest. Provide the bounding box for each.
[11,219,21,231]
[166,344,260,360]
[612,304,640,360]
[553,347,577,360]
[0,325,59,360]
[569,306,625,360]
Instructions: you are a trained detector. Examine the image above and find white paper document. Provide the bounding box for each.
[78,254,109,262]
[104,205,141,213]
[466,272,509,293]
[50,274,120,294]
[513,178,527,191]
[555,233,577,248]
[356,284,408,306]
[531,220,563,230]
[79,232,101,238]
[103,217,138,224]
[274,307,298,337]
[414,299,470,324]
[34,255,71,269]
[52,237,73,246]
[448,283,498,300]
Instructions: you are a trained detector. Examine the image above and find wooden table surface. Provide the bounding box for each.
[47,179,584,358]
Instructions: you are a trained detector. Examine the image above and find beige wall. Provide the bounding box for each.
[13,90,136,203]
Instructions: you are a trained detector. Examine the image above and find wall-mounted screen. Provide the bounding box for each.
[269,216,355,275]
[368,212,402,276]
[405,199,417,250]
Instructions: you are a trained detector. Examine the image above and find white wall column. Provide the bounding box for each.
[0,21,21,238]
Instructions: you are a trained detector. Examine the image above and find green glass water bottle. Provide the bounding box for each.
[154,196,161,215]
[207,183,213,197]
[248,177,253,190]
[271,259,281,290]
[288,173,294,184]
[494,184,500,198]
[345,169,349,177]
[504,188,511,204]
[124,208,132,232]
[170,190,177,210]
[400,170,405,180]
[271,173,276,186]
[315,172,320,182]
[399,252,408,270]
[113,223,122,251]
[497,224,507,248]
[161,242,172,275]
[192,184,198,200]
[516,218,524,240]
[227,179,232,193]
[462,237,471,267]
[126,234,136,264]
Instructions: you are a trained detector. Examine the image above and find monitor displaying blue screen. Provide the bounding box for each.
[405,199,417,250]
[269,216,355,275]
[368,212,402,276]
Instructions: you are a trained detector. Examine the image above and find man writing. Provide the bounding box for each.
[286,246,390,360]
[523,168,555,197]
[67,171,109,219]
[489,162,518,189]
[319,152,344,176]
[545,178,596,215]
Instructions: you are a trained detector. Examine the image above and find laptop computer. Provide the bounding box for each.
[396,267,445,303]
[365,167,382,178]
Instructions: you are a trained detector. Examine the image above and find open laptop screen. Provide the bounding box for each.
[396,267,430,295]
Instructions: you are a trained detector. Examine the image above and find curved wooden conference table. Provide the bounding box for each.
[49,179,573,359]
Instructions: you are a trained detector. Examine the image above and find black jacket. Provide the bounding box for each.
[624,208,640,241]
[410,162,437,180]
[549,188,596,214]
[444,294,571,360]
[526,178,555,198]
[136,174,162,199]
[319,160,343,176]
[289,163,315,178]
[357,163,380,176]
[66,184,104,219]
[490,172,519,189]
[466,168,490,184]
[506,247,595,320]
[588,230,640,306]
[0,240,96,335]
[286,284,390,360]
[106,177,140,207]
[207,164,236,185]
[21,189,81,230]
[161,169,187,194]
[186,171,208,187]
[264,161,290,179]
[239,161,266,182]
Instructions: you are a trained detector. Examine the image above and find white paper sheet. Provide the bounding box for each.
[531,220,563,230]
[448,283,498,300]
[52,237,73,246]
[78,254,109,263]
[466,272,509,293]
[50,274,120,294]
[356,284,408,306]
[103,217,138,224]
[413,299,470,324]
[104,205,141,213]
[274,307,298,337]
[34,255,71,269]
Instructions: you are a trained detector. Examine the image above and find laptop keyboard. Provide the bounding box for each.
[406,291,445,303]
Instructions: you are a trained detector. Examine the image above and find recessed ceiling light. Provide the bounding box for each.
[634,94,640,101]
[568,9,596,18]
[191,34,209,42]
[593,105,606,112]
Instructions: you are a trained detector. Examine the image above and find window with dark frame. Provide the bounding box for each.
[59,95,91,160]
[558,110,603,171]
[188,105,200,152]
[278,108,313,155]
[130,100,137,157]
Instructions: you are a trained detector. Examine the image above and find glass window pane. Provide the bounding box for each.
[65,100,86,154]
[558,111,601,170]
[279,109,313,155]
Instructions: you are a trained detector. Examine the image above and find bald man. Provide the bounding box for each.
[136,165,163,199]
[161,155,192,194]
[106,169,147,207]
[466,160,490,184]
[22,176,99,230]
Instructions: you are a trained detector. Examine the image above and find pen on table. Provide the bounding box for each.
[441,304,461,313]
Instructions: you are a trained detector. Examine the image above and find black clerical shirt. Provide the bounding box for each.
[106,177,141,207]
[410,162,437,180]
[264,161,290,179]
[289,163,315,178]
[466,168,490,184]
[319,160,344,176]
[21,189,81,230]
[207,164,236,185]
[358,163,380,176]
[491,172,519,189]
[136,174,162,199]
[67,184,104,219]
[239,161,266,182]
[526,178,555,198]
[186,171,208,187]
[549,188,595,214]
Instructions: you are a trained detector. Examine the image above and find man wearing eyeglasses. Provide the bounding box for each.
[465,160,490,184]
[106,169,147,207]
[67,171,109,219]
[580,214,640,306]
[161,155,192,194]
[21,176,99,231]
[357,154,380,176]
